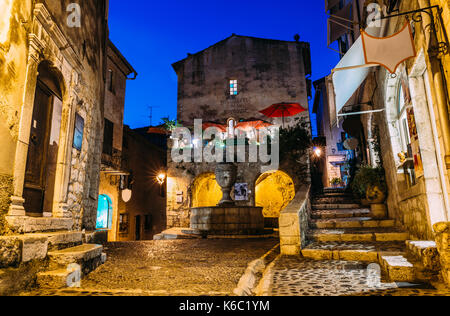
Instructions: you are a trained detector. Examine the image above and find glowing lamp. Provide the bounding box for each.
[157,173,166,185]
[314,148,322,158]
[121,189,132,203]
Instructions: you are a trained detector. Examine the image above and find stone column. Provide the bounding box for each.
[52,86,76,219]
[8,37,41,217]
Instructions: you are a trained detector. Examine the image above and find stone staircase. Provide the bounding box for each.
[0,230,106,293]
[301,188,442,285]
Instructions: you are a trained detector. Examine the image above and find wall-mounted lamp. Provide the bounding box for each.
[157,173,166,185]
[121,189,132,203]
[314,147,322,158]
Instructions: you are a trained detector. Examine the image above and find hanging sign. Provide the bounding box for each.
[361,21,416,74]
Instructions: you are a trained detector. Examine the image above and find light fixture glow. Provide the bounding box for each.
[157,173,166,185]
[0,0,13,44]
[314,148,322,158]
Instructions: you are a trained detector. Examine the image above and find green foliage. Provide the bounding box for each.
[351,165,387,199]
[331,178,343,186]
[161,117,178,131]
[279,119,312,180]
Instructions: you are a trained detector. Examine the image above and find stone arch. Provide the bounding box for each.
[255,170,295,218]
[191,173,222,208]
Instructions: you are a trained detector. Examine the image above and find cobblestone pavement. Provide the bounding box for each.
[266,256,450,296]
[21,239,278,296]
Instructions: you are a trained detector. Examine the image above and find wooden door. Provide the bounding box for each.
[23,83,53,216]
[135,215,141,241]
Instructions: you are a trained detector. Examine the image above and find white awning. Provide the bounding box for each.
[332,36,373,115]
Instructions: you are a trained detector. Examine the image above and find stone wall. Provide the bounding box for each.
[434,222,450,286]
[173,35,311,127]
[0,1,108,232]
[0,175,13,236]
[279,186,311,255]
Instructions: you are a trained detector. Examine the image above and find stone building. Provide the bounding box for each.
[0,0,108,233]
[166,35,312,231]
[117,126,167,241]
[172,34,312,127]
[326,0,450,285]
[312,77,352,188]
[97,40,137,242]
[0,0,112,293]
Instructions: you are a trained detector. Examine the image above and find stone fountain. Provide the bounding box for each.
[190,163,265,236]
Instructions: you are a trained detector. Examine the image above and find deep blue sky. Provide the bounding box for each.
[108,0,339,129]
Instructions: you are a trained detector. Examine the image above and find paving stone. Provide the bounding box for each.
[265,256,450,296]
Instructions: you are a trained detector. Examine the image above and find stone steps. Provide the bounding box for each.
[33,231,83,251]
[406,241,440,271]
[311,218,395,229]
[301,241,405,262]
[313,197,357,204]
[380,255,416,282]
[307,227,409,243]
[311,209,371,219]
[47,244,104,276]
[312,203,361,210]
[36,265,82,289]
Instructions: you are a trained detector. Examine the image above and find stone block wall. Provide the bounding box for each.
[279,186,311,255]
[0,175,13,236]
[434,222,450,286]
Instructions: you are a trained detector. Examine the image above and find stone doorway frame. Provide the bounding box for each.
[7,4,84,232]
[384,49,449,233]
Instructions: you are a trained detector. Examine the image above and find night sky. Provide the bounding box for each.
[108,0,340,130]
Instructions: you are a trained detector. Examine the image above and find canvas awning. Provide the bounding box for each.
[332,36,373,117]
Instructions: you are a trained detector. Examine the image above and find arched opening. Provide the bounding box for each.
[191,173,222,208]
[255,171,295,219]
[23,61,64,216]
[96,194,113,229]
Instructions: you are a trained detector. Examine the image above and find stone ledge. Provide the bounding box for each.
[6,216,73,233]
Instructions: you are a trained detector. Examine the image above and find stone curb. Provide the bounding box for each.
[254,254,281,296]
[233,244,280,296]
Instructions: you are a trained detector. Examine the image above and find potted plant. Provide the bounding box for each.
[351,165,388,219]
[330,178,343,188]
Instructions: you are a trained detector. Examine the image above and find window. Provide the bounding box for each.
[108,69,115,93]
[119,213,129,234]
[144,215,152,231]
[398,84,411,153]
[96,195,113,230]
[103,118,114,155]
[230,79,238,96]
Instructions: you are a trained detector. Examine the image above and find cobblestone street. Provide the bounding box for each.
[263,256,450,296]
[21,239,278,296]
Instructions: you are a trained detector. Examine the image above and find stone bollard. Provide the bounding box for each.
[433,222,450,287]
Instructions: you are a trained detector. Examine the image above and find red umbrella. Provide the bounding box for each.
[259,103,307,127]
[235,120,273,131]
[202,122,227,133]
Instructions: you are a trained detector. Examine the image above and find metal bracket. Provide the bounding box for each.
[378,5,449,57]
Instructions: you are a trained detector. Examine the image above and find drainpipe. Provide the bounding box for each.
[419,0,450,170]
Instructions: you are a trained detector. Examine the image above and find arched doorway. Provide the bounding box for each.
[256,171,295,219]
[96,194,113,230]
[191,173,222,207]
[23,61,64,216]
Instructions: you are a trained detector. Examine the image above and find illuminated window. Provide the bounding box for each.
[96,195,113,229]
[230,79,238,96]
